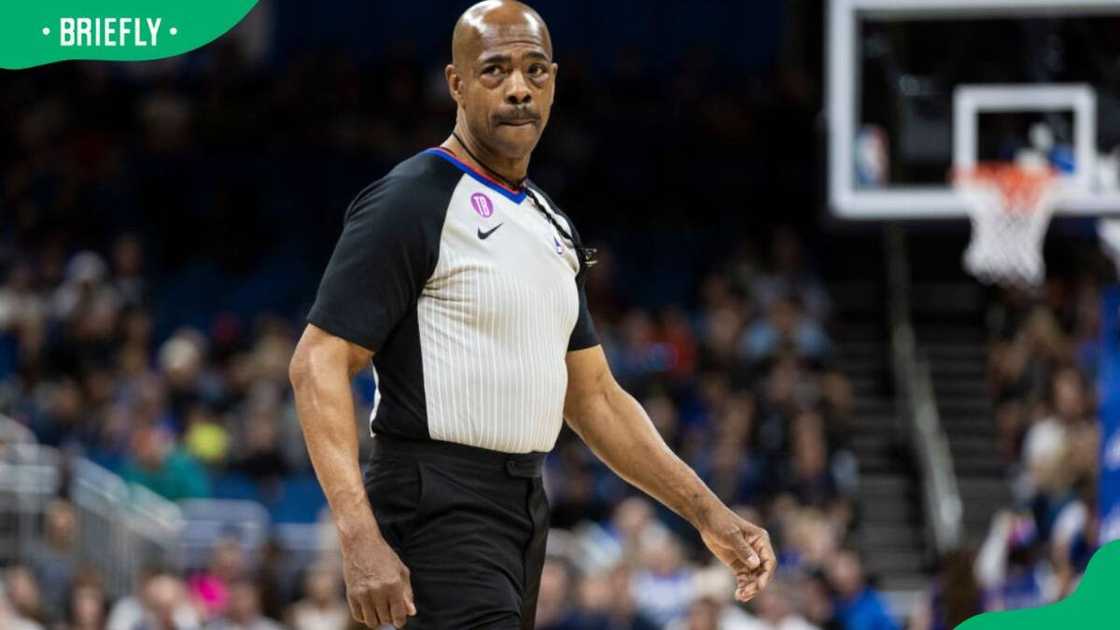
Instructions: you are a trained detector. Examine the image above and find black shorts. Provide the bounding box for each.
[364,434,550,629]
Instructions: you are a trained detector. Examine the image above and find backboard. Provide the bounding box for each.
[828,0,1120,219]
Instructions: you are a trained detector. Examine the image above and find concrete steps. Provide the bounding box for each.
[916,315,1012,550]
[833,316,932,590]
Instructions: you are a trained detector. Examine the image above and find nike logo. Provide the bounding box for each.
[477,223,504,240]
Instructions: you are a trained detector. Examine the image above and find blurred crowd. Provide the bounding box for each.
[0,4,859,629]
[978,279,1103,604]
[533,227,897,630]
[907,268,1110,629]
[0,516,349,630]
[0,217,899,629]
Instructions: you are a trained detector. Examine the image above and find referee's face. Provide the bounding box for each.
[450,19,557,160]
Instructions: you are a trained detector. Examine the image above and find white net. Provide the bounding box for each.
[955,163,1061,288]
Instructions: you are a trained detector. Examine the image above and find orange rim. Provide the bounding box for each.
[953,162,1059,214]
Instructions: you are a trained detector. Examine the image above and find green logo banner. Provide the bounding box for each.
[0,1,258,70]
[958,540,1120,629]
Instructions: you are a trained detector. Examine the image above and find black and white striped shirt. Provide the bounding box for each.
[308,148,598,454]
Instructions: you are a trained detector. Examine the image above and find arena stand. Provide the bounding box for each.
[0,223,906,629]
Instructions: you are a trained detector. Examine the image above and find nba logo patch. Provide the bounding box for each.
[553,236,564,255]
[470,193,494,218]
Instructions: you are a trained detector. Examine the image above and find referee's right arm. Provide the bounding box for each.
[289,176,436,629]
[290,326,415,629]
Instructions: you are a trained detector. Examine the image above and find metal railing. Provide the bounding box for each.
[0,419,188,597]
[0,442,61,566]
[70,458,186,596]
[1,418,333,597]
[885,226,963,555]
[0,414,36,446]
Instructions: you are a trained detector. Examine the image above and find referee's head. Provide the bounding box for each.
[446,1,556,161]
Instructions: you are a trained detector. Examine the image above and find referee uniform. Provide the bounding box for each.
[307,147,597,629]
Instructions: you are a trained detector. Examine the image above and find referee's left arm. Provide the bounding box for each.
[563,345,776,602]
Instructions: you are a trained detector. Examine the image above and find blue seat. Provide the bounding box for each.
[268,474,327,524]
[212,472,261,502]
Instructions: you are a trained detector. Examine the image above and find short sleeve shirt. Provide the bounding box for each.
[308,148,598,454]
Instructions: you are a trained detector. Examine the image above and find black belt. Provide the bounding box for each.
[371,434,547,479]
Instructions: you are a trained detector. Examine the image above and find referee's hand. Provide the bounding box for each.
[340,533,416,628]
[698,506,776,603]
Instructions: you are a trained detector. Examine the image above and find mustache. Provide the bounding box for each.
[495,109,540,124]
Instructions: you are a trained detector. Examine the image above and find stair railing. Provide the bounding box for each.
[885,226,963,555]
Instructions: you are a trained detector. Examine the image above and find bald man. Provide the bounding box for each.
[290,2,775,628]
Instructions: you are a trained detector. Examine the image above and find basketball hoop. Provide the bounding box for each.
[953,162,1062,288]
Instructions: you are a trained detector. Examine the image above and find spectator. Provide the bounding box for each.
[741,296,830,365]
[751,576,821,630]
[287,562,348,630]
[106,566,202,630]
[604,497,663,563]
[756,356,806,461]
[974,511,1055,611]
[120,424,211,501]
[680,563,770,629]
[189,537,247,620]
[2,566,46,628]
[158,331,212,431]
[49,251,115,324]
[1050,475,1098,598]
[548,458,613,530]
[826,550,898,630]
[632,532,695,626]
[779,508,840,573]
[784,411,839,508]
[204,579,282,630]
[255,539,293,623]
[143,570,202,630]
[697,394,763,506]
[228,402,290,484]
[609,309,672,391]
[819,370,855,453]
[65,573,110,630]
[1047,366,1092,427]
[111,234,148,308]
[1020,419,1075,543]
[990,307,1070,457]
[0,262,46,336]
[536,557,589,630]
[27,499,79,615]
[751,227,831,322]
[799,572,840,630]
[0,585,44,630]
[674,597,721,630]
[908,550,981,630]
[183,404,231,466]
[645,392,682,449]
[0,262,46,382]
[30,378,86,449]
[577,563,660,630]
[660,306,700,383]
[698,300,749,374]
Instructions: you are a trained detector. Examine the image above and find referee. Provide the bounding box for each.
[289,2,775,628]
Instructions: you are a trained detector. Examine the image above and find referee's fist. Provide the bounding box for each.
[698,506,776,603]
[340,532,416,628]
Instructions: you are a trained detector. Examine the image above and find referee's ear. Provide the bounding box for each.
[551,62,558,103]
[446,64,464,107]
